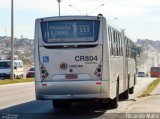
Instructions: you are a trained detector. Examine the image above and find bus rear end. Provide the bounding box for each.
[34,16,108,107]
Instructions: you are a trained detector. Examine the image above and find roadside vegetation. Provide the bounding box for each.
[139,78,160,97]
[0,78,34,85]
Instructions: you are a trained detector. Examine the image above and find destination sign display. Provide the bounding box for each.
[41,20,100,43]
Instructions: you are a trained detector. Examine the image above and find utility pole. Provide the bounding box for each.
[11,0,14,80]
[57,0,62,16]
[113,18,118,21]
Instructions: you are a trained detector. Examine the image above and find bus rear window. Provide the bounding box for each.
[41,20,100,43]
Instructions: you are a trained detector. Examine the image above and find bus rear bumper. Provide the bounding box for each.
[35,81,110,100]
[39,94,101,100]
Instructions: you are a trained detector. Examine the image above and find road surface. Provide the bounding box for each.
[126,80,160,113]
[0,77,158,119]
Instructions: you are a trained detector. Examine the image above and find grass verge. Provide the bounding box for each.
[139,78,160,97]
[0,78,34,85]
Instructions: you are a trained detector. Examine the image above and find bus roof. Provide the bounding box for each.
[36,15,104,22]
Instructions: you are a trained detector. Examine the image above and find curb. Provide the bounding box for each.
[0,82,34,87]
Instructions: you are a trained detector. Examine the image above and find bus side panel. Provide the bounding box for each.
[100,20,110,99]
[100,81,110,98]
[128,58,136,88]
[35,20,41,82]
[109,57,124,99]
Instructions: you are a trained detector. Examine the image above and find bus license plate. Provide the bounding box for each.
[66,74,77,79]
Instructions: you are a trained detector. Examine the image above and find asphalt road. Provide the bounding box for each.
[126,80,160,113]
[0,77,157,119]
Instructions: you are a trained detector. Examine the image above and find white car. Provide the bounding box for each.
[137,72,146,77]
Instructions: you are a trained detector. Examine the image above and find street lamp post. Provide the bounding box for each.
[11,0,14,80]
[113,18,118,21]
[57,0,62,16]
[68,4,83,15]
[89,4,105,15]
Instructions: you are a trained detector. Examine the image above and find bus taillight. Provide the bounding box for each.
[94,61,102,79]
[42,84,47,86]
[40,63,49,80]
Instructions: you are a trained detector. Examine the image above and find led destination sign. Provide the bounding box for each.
[41,20,100,43]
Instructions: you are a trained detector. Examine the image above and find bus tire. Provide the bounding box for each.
[63,101,72,108]
[121,90,129,99]
[109,81,119,109]
[52,100,71,109]
[52,100,63,108]
[129,86,134,94]
[120,83,129,99]
[100,100,109,109]
[121,76,130,99]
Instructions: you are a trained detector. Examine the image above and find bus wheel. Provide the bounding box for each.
[121,90,129,99]
[52,100,71,109]
[64,101,72,108]
[109,81,119,109]
[100,100,109,109]
[52,100,63,108]
[120,78,129,100]
[129,86,134,94]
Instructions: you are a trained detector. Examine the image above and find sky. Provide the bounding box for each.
[0,0,160,41]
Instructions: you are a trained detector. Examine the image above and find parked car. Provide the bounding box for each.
[137,72,146,77]
[26,67,35,78]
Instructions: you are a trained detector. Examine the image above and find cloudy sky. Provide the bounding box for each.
[0,0,160,41]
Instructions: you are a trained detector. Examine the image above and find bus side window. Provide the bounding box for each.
[108,27,113,56]
[126,38,129,58]
[124,37,127,58]
[116,32,118,56]
[119,33,122,56]
[108,28,111,54]
[113,30,117,56]
[128,40,130,58]
[130,41,132,58]
[117,32,120,56]
[110,29,114,56]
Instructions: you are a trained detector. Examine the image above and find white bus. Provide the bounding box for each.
[34,15,136,109]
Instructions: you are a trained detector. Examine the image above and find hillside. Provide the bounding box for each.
[136,39,160,74]
[136,39,160,51]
